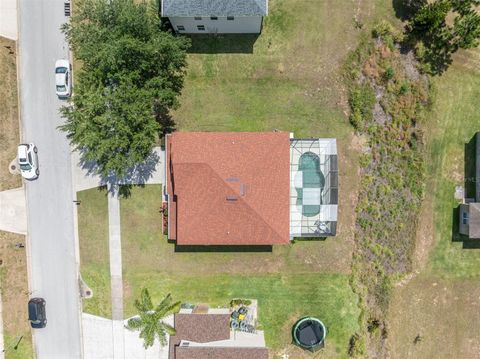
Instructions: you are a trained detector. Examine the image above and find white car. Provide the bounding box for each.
[55,59,71,98]
[17,143,39,180]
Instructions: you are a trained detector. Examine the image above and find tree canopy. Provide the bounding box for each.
[61,0,189,177]
[408,0,480,74]
[126,289,181,348]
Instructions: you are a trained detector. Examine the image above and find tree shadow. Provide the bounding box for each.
[78,149,160,198]
[187,34,260,54]
[464,134,477,199]
[292,237,327,242]
[174,245,272,253]
[421,41,453,75]
[154,104,176,137]
[392,0,427,20]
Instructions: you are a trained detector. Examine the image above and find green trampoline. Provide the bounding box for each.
[293,317,326,351]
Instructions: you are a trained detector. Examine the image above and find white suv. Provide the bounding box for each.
[17,143,39,180]
[55,59,71,98]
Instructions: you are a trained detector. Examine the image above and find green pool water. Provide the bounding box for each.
[295,152,325,217]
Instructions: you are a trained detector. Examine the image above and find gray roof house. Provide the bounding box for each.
[459,132,480,238]
[161,0,268,34]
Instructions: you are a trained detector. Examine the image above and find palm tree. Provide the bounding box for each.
[126,289,181,348]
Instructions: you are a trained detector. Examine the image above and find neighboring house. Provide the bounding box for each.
[161,0,268,34]
[165,132,338,247]
[169,310,268,359]
[459,132,480,238]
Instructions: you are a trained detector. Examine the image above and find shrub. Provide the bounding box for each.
[383,66,395,81]
[230,298,252,307]
[399,83,410,94]
[348,332,366,357]
[372,20,404,43]
[349,85,376,130]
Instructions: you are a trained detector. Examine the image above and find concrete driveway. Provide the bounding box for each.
[0,187,26,234]
[0,0,18,40]
[82,313,170,359]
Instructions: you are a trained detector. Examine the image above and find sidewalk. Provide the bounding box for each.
[108,184,124,358]
[72,147,165,192]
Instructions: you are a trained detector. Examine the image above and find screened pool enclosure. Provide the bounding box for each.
[290,138,338,237]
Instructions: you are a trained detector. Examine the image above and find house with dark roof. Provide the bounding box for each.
[459,132,480,238]
[169,311,269,359]
[161,0,268,34]
[165,132,338,247]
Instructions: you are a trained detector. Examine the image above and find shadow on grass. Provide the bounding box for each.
[187,34,260,54]
[452,134,480,249]
[174,244,272,252]
[464,134,477,199]
[77,149,160,198]
[292,237,327,242]
[392,0,426,20]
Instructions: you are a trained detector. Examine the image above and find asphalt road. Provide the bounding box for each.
[17,0,82,357]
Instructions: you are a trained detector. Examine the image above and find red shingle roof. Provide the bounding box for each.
[167,132,290,246]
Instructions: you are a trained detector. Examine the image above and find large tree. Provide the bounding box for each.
[126,289,181,348]
[61,0,189,177]
[408,0,480,74]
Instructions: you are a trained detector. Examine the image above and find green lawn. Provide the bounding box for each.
[77,187,111,317]
[120,185,359,357]
[425,48,480,278]
[3,334,33,359]
[175,0,358,137]
[387,47,480,358]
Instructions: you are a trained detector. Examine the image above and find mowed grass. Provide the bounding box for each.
[0,36,21,190]
[388,48,480,358]
[77,187,111,317]
[170,0,384,303]
[425,47,480,278]
[389,275,480,359]
[175,0,357,137]
[0,232,33,359]
[0,36,33,358]
[120,185,359,357]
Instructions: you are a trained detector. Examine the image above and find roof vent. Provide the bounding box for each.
[226,195,238,201]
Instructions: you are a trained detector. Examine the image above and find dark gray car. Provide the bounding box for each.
[28,298,46,328]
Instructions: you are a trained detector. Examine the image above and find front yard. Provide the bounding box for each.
[0,36,33,359]
[77,187,111,317]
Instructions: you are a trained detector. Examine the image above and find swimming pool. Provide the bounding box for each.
[294,152,325,217]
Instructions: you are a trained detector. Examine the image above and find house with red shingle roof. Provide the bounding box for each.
[166,132,338,247]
